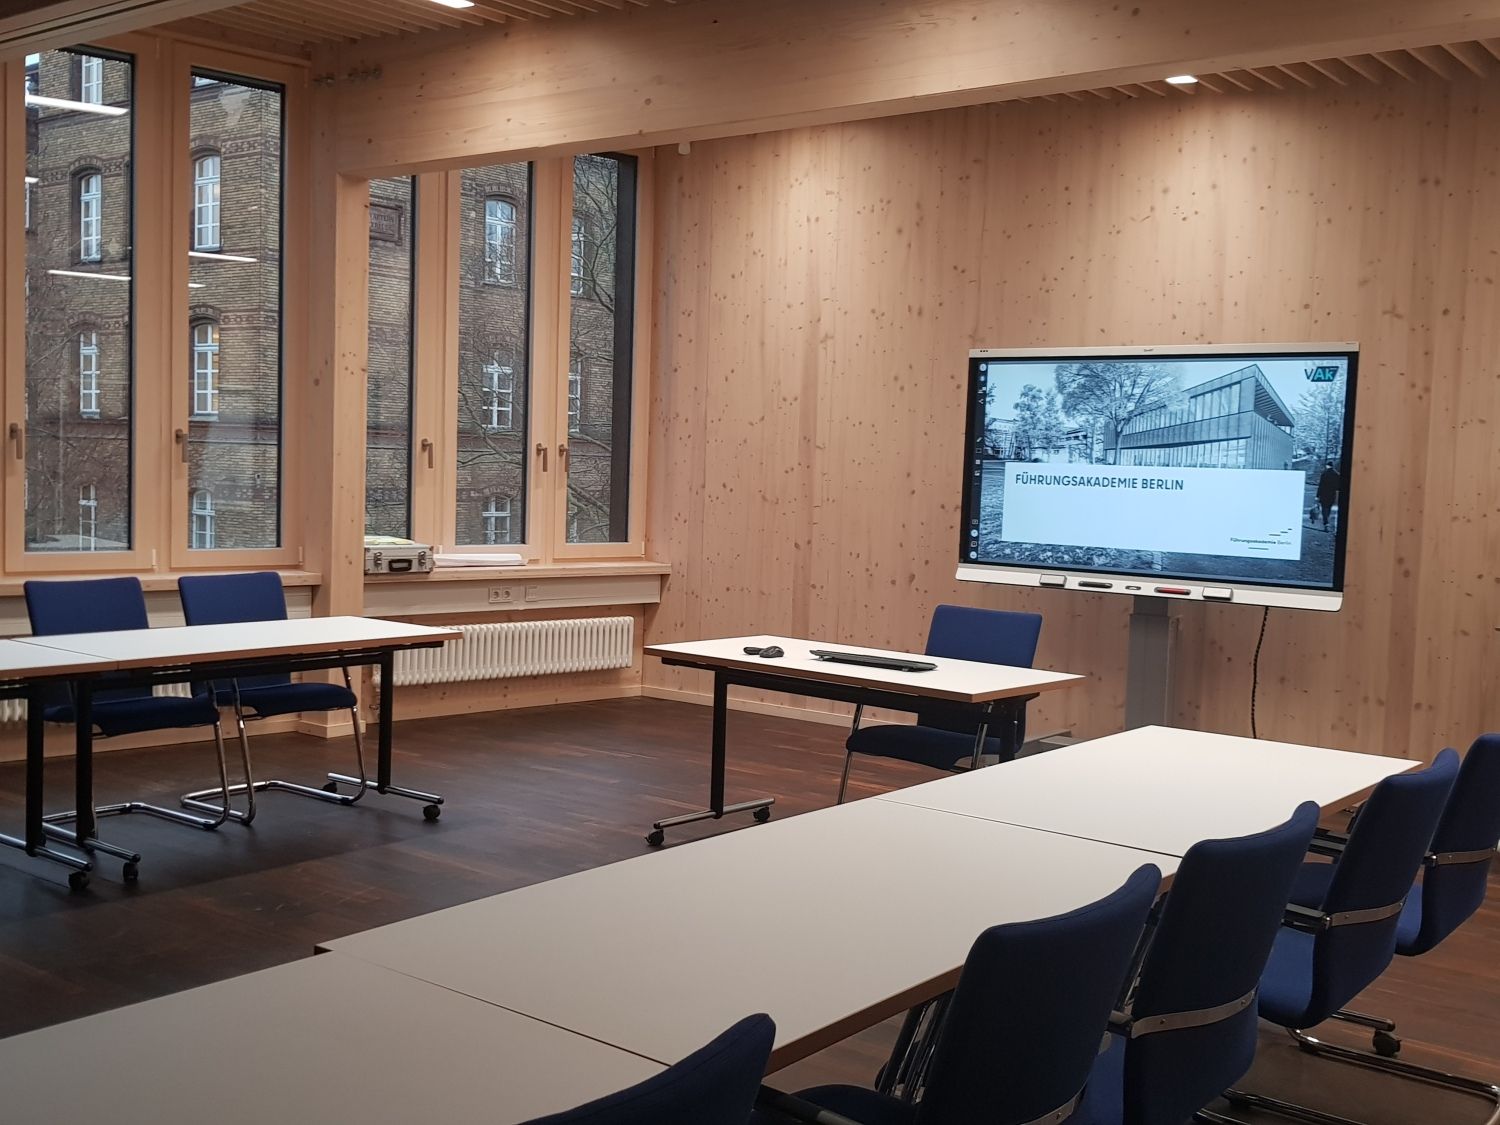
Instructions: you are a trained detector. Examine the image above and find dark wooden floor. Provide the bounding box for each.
[0,697,1494,1123]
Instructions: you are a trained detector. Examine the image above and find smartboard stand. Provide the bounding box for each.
[1125,596,1175,728]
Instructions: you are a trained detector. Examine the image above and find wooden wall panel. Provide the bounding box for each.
[645,75,1500,756]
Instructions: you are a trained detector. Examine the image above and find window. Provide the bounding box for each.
[568,358,582,434]
[78,331,99,415]
[23,50,133,555]
[366,177,416,540]
[191,320,219,416]
[192,152,221,251]
[456,163,531,546]
[484,197,516,284]
[78,484,97,549]
[565,154,637,544]
[190,489,215,549]
[185,70,283,551]
[78,171,101,262]
[484,358,513,430]
[79,55,101,104]
[570,215,587,296]
[482,496,511,545]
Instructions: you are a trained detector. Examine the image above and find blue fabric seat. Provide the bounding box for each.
[24,576,238,844]
[176,571,368,824]
[522,1014,773,1124]
[758,865,1160,1125]
[1073,802,1321,1125]
[838,605,1042,802]
[1218,750,1460,1122]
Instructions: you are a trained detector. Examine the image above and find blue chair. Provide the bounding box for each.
[177,572,368,825]
[1214,749,1460,1125]
[838,605,1043,802]
[758,864,1161,1125]
[1269,735,1500,1117]
[522,1013,774,1124]
[1072,802,1320,1125]
[24,577,240,873]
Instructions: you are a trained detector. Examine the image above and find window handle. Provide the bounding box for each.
[558,442,569,470]
[8,422,22,461]
[535,442,548,472]
[420,437,434,470]
[174,427,188,463]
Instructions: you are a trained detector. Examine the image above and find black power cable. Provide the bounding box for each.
[1250,606,1270,739]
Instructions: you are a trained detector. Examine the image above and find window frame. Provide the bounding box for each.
[483,194,516,285]
[78,482,98,549]
[189,486,214,549]
[78,328,100,416]
[191,149,221,252]
[78,54,102,105]
[77,168,102,262]
[190,317,219,418]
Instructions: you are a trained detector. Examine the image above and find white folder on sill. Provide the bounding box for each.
[433,553,525,568]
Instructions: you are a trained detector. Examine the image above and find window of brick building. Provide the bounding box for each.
[185,70,283,551]
[482,496,511,545]
[22,49,133,555]
[456,162,531,546]
[484,196,516,284]
[78,330,100,416]
[192,152,221,251]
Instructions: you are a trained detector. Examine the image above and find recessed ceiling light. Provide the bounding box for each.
[429,0,475,8]
[190,250,259,263]
[25,93,129,116]
[47,269,131,282]
[1165,75,1199,86]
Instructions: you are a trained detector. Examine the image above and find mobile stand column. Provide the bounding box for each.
[1124,595,1176,729]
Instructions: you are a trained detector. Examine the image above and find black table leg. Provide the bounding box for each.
[325,651,444,820]
[0,684,92,888]
[647,668,775,847]
[73,682,95,842]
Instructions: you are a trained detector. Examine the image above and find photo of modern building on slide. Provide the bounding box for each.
[975,356,1349,584]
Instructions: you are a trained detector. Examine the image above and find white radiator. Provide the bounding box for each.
[0,683,194,724]
[389,617,635,687]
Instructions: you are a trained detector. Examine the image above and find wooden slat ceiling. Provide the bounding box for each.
[203,0,682,47]
[1013,39,1500,103]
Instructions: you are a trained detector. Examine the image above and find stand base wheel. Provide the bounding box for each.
[423,804,441,822]
[68,870,89,892]
[322,781,339,793]
[1373,1030,1402,1058]
[122,861,139,883]
[753,806,772,824]
[646,829,666,848]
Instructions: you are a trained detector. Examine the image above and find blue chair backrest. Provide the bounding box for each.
[24,577,151,707]
[178,572,291,691]
[520,1013,773,1124]
[914,864,1160,1125]
[919,605,1042,735]
[1404,735,1500,955]
[1122,802,1320,1125]
[1309,749,1459,1020]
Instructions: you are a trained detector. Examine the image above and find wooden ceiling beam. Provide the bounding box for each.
[1479,38,1500,62]
[1304,59,1349,85]
[1215,70,1256,91]
[318,0,1500,176]
[1406,45,1455,78]
[1371,50,1418,80]
[1243,66,1285,89]
[1441,40,1490,75]
[1337,54,1383,83]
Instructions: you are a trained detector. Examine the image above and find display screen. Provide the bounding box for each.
[960,348,1358,594]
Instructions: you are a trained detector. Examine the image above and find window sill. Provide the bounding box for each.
[0,567,321,598]
[363,560,669,615]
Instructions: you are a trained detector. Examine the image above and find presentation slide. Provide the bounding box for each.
[963,352,1355,590]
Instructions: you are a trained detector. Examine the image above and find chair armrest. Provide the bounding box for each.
[1282,903,1328,934]
[1313,827,1350,846]
[1308,839,1346,859]
[757,1086,867,1125]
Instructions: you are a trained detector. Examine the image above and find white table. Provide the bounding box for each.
[644,635,1084,844]
[13,616,460,885]
[323,797,1177,1070]
[876,725,1419,857]
[0,954,661,1123]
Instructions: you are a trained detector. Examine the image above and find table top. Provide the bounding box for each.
[645,635,1084,704]
[0,954,661,1124]
[876,725,1419,857]
[323,798,1176,1070]
[0,638,118,681]
[16,615,460,670]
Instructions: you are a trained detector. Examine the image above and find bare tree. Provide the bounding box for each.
[1295,377,1345,467]
[1011,384,1064,461]
[1054,361,1180,463]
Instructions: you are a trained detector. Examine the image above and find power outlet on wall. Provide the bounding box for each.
[488,586,517,605]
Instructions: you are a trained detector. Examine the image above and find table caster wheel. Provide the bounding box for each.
[423,804,441,822]
[646,829,666,848]
[123,861,139,883]
[322,781,340,793]
[1373,1030,1401,1058]
[68,870,90,892]
[753,807,772,824]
